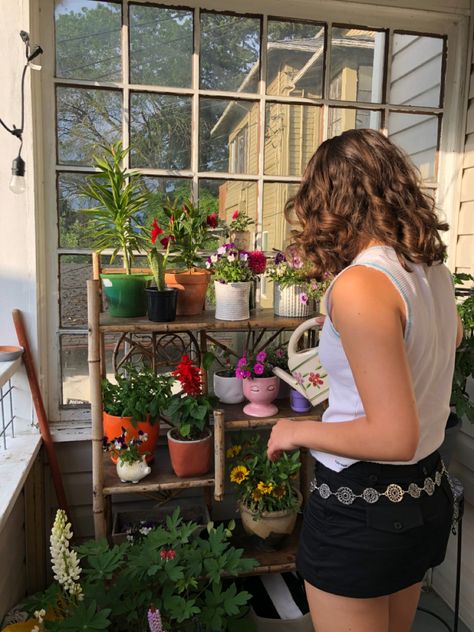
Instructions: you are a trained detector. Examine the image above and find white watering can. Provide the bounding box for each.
[273,316,329,407]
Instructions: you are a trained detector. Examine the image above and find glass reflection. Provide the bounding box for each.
[388,112,439,181]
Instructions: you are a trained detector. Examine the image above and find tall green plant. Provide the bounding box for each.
[452,273,474,423]
[81,142,149,274]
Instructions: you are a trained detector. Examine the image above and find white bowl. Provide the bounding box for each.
[0,346,24,362]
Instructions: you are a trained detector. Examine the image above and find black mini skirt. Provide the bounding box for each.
[296,451,454,598]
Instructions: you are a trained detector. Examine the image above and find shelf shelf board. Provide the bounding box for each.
[229,515,302,576]
[102,457,215,496]
[99,308,313,333]
[218,401,324,429]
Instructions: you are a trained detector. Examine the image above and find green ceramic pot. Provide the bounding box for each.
[100,273,150,317]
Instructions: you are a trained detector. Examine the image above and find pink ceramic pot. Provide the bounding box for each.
[242,376,280,417]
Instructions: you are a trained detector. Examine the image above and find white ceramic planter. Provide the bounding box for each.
[213,371,245,404]
[273,283,313,318]
[116,456,151,484]
[215,281,250,320]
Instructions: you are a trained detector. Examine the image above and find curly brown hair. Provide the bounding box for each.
[285,128,448,279]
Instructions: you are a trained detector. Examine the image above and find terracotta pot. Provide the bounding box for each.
[243,376,280,417]
[165,269,210,316]
[239,488,302,548]
[116,455,151,484]
[103,411,160,464]
[167,428,212,477]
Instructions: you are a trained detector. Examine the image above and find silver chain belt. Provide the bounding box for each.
[309,463,447,505]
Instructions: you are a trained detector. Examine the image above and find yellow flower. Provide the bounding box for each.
[252,489,263,502]
[226,444,242,459]
[272,485,286,499]
[230,465,249,484]
[257,481,274,495]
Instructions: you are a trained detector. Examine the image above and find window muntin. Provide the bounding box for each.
[52,2,447,413]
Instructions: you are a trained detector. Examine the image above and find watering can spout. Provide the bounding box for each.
[272,316,329,407]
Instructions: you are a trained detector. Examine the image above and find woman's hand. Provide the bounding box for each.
[267,419,298,460]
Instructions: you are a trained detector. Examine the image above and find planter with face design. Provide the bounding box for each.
[242,376,280,417]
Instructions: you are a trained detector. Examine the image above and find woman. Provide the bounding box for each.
[267,129,462,632]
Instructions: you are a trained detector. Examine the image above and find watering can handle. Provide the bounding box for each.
[287,317,322,356]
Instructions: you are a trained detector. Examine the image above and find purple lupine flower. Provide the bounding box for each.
[254,363,264,375]
[256,351,267,363]
[148,607,166,632]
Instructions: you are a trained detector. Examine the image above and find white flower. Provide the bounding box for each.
[205,261,211,268]
[211,254,218,263]
[277,267,284,277]
[217,246,226,255]
[50,510,83,600]
[239,253,248,261]
[34,609,46,623]
[227,254,236,262]
[31,626,40,632]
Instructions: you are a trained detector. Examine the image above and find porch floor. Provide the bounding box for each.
[415,588,471,632]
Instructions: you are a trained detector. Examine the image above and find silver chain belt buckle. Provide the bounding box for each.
[309,463,447,505]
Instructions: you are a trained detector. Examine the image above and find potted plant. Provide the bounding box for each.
[165,354,217,477]
[103,428,151,484]
[24,508,257,632]
[159,197,219,315]
[206,243,267,321]
[81,142,150,317]
[145,217,178,322]
[102,364,174,464]
[228,434,302,549]
[228,209,255,251]
[211,349,245,405]
[236,349,280,417]
[441,273,474,465]
[266,251,330,318]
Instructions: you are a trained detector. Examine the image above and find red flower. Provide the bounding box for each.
[248,251,267,274]
[160,236,171,248]
[160,549,176,560]
[151,218,164,244]
[232,210,239,220]
[172,354,203,396]
[207,213,218,229]
[309,372,324,387]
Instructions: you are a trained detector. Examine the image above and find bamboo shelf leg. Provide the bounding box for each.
[88,280,107,539]
[214,409,225,502]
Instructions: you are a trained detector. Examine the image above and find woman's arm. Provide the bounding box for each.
[267,267,420,462]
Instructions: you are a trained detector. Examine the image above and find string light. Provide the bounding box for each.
[0,31,43,194]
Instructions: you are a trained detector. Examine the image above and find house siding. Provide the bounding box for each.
[0,494,26,622]
[431,36,474,632]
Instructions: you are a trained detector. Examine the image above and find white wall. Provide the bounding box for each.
[0,0,43,432]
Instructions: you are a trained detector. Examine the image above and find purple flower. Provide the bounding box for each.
[274,252,286,264]
[148,607,166,632]
[299,292,309,304]
[256,351,267,363]
[276,348,285,358]
[242,370,251,379]
[294,371,304,386]
[237,356,247,368]
[235,368,244,379]
[254,363,264,375]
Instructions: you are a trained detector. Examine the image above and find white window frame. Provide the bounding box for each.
[38,0,470,424]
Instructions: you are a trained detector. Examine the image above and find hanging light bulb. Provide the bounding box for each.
[10,155,26,194]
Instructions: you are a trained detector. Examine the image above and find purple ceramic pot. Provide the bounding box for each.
[290,388,312,413]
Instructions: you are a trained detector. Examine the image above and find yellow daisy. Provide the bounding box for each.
[252,489,263,502]
[257,481,274,495]
[230,465,249,484]
[272,485,286,499]
[226,444,242,459]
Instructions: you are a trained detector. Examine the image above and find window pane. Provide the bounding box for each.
[55,0,122,81]
[57,87,122,165]
[267,20,324,98]
[327,108,382,138]
[200,98,258,173]
[199,179,258,228]
[61,333,118,406]
[388,112,439,181]
[262,182,300,253]
[141,177,192,229]
[60,255,92,328]
[130,93,192,169]
[200,13,260,93]
[330,28,385,103]
[389,34,444,108]
[58,172,97,249]
[265,103,322,176]
[129,5,193,87]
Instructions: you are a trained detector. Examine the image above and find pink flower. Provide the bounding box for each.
[160,549,176,560]
[254,363,264,375]
[299,292,308,304]
[237,356,247,368]
[256,351,267,363]
[248,251,267,274]
[294,372,304,386]
[309,372,324,387]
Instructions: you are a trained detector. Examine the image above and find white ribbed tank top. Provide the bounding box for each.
[312,245,458,472]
